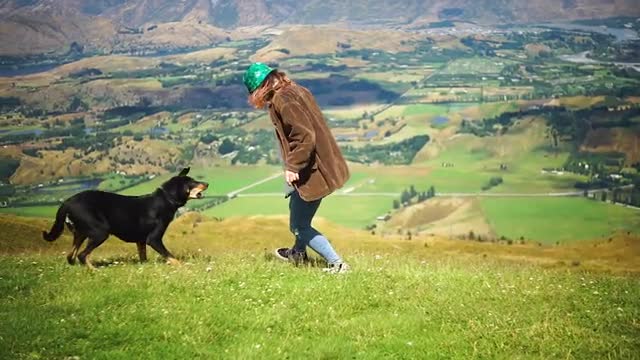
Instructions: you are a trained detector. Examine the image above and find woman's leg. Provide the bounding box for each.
[289,191,342,264]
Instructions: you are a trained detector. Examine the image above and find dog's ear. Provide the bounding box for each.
[178,167,190,177]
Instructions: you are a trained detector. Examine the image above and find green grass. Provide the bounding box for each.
[119,166,280,196]
[376,105,407,119]
[317,196,392,228]
[421,143,588,193]
[349,166,432,194]
[481,197,640,243]
[241,170,371,195]
[98,174,145,192]
[490,151,588,193]
[423,168,490,193]
[202,197,288,218]
[236,177,286,194]
[0,205,57,218]
[1,254,638,359]
[440,57,514,75]
[203,195,392,229]
[402,104,449,117]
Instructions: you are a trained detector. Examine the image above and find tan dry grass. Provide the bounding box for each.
[252,26,417,62]
[9,138,182,184]
[581,127,640,164]
[3,213,639,274]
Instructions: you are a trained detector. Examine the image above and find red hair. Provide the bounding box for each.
[248,71,293,109]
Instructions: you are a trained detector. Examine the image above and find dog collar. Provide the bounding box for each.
[157,187,184,207]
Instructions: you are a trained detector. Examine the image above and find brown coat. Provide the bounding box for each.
[268,83,350,201]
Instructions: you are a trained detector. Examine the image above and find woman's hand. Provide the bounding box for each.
[285,170,299,186]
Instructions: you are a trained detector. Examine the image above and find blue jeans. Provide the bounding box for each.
[289,191,342,264]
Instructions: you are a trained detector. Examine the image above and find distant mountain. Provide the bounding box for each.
[1,0,639,56]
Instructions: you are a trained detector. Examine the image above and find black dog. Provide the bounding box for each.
[42,168,208,268]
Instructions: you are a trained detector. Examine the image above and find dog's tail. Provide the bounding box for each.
[42,203,68,242]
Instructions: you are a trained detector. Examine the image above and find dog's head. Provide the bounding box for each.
[159,167,209,205]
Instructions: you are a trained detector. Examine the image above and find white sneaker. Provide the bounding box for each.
[322,262,350,274]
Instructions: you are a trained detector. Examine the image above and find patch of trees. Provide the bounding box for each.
[341,135,429,165]
[460,37,497,56]
[482,176,503,191]
[0,158,19,182]
[200,133,219,145]
[460,105,640,140]
[48,132,117,153]
[591,186,640,208]
[305,63,348,73]
[102,105,162,120]
[0,96,22,111]
[392,185,436,209]
[230,130,277,165]
[548,107,640,147]
[68,96,88,112]
[21,148,39,157]
[459,112,518,137]
[569,152,625,172]
[3,123,87,145]
[69,68,103,78]
[218,139,236,155]
[109,65,189,79]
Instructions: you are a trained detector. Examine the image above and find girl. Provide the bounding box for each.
[243,62,350,273]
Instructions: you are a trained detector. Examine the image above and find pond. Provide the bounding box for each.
[431,116,450,127]
[364,130,379,139]
[335,134,358,141]
[149,126,169,135]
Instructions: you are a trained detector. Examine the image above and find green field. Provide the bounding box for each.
[203,195,392,229]
[402,104,451,117]
[440,58,514,75]
[421,145,587,193]
[202,197,288,218]
[120,166,280,196]
[241,171,371,195]
[0,205,57,218]
[481,197,640,243]
[98,174,146,192]
[347,166,432,194]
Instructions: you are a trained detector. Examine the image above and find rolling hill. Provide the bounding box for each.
[1,0,640,55]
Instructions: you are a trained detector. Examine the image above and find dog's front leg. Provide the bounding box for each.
[146,225,180,265]
[137,242,147,263]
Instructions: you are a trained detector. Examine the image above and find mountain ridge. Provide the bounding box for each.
[1,0,639,56]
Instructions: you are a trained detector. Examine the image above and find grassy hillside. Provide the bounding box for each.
[120,166,280,196]
[480,197,640,243]
[1,214,639,359]
[203,195,393,229]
